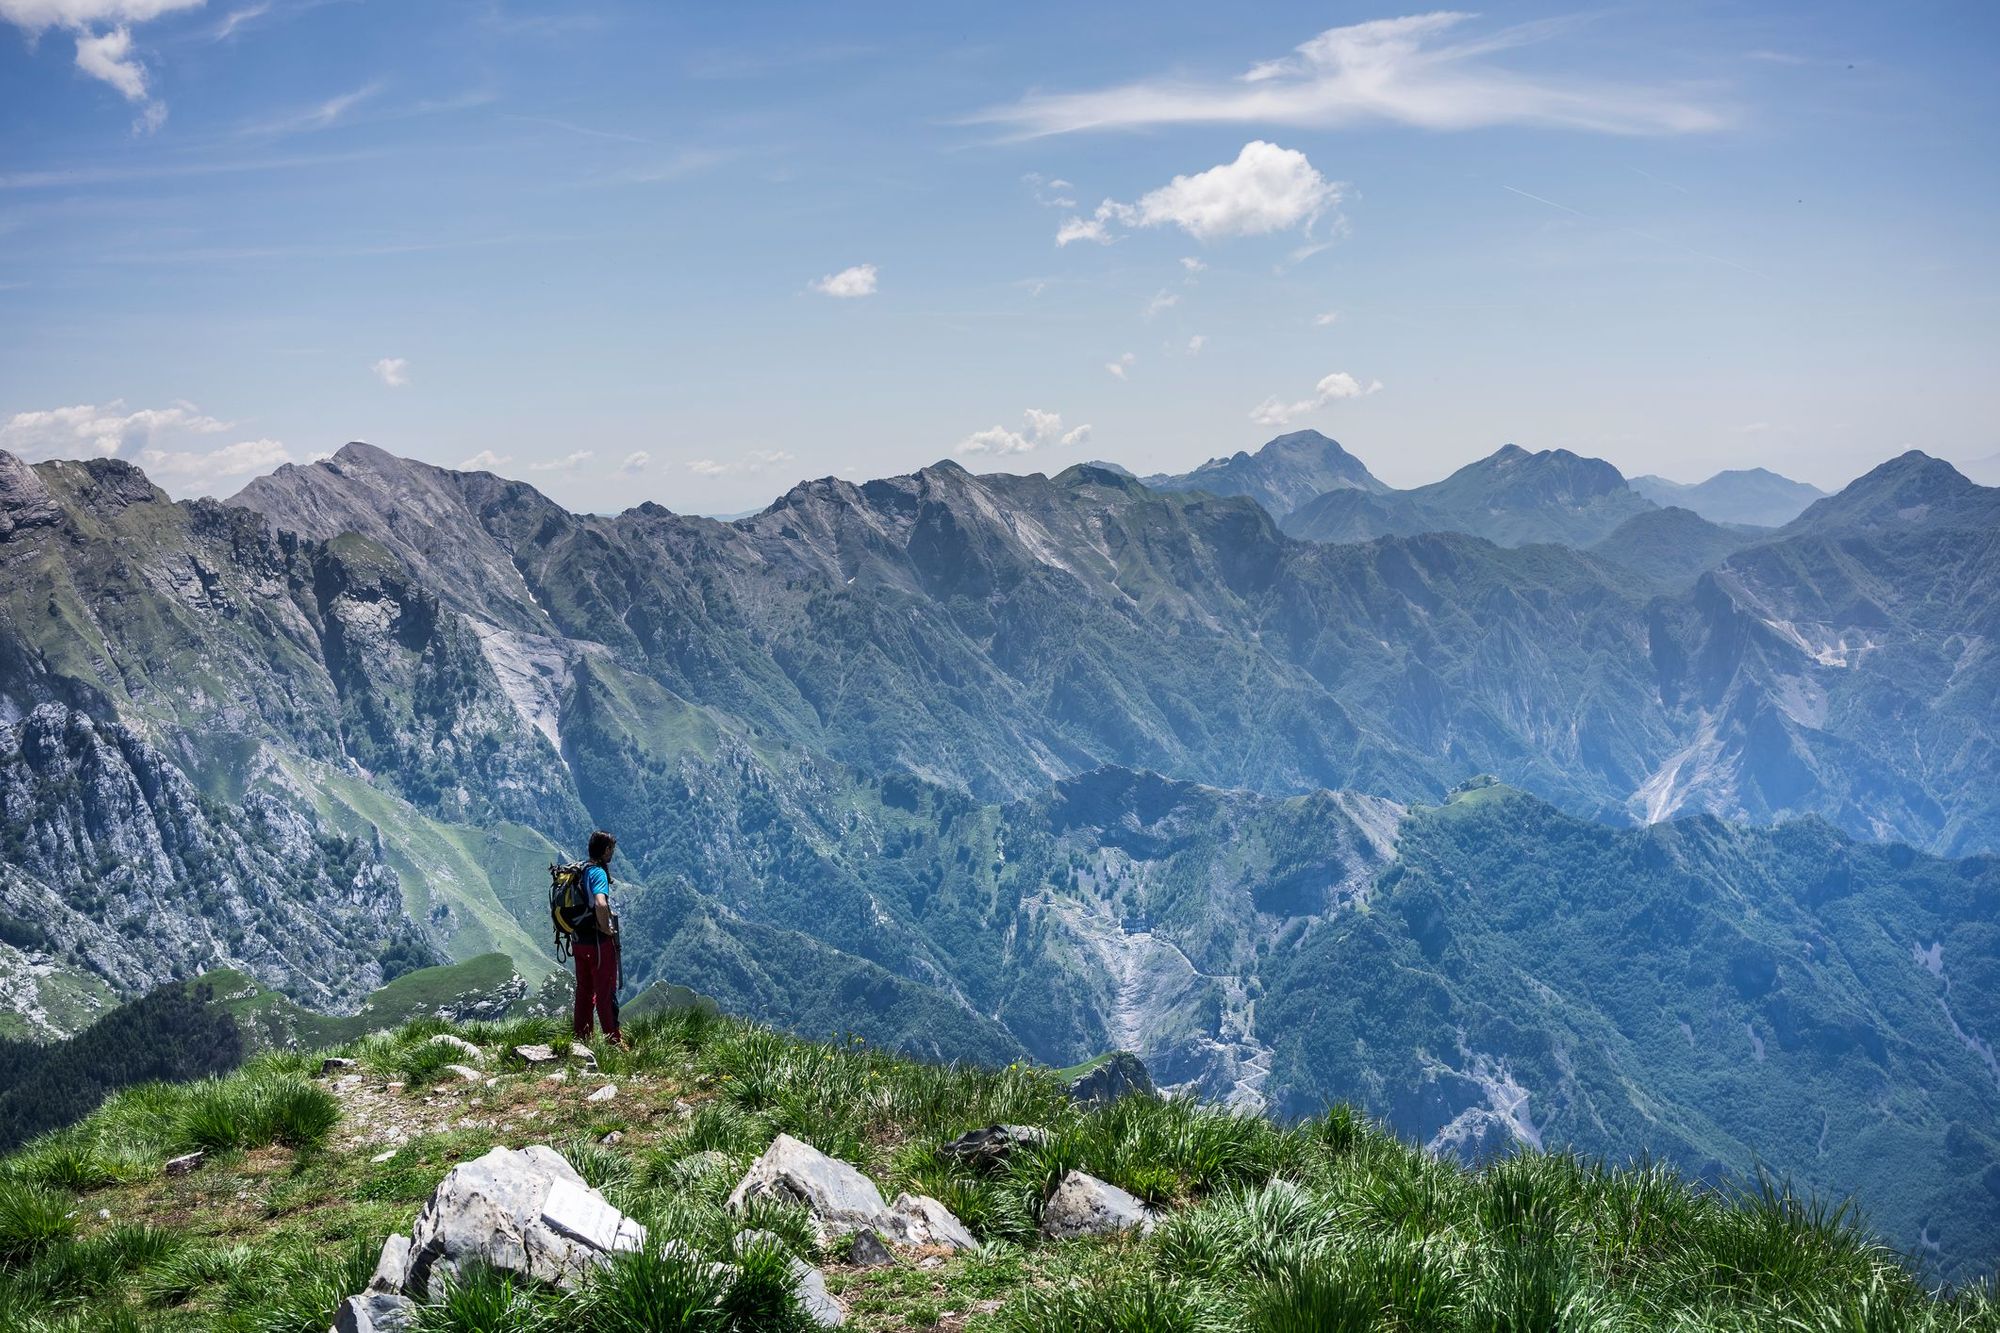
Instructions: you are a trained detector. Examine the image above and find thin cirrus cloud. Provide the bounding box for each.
[956,408,1090,458]
[1250,370,1382,427]
[529,449,595,473]
[0,0,205,132]
[1057,142,1341,246]
[240,81,384,138]
[973,12,1727,138]
[810,263,878,298]
[686,449,796,478]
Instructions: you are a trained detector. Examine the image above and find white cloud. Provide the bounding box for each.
[138,437,291,490]
[973,12,1728,138]
[74,25,143,97]
[371,357,409,387]
[529,450,595,473]
[1106,352,1136,380]
[214,2,268,38]
[0,399,227,460]
[1054,215,1113,247]
[683,449,797,478]
[1312,310,1341,326]
[1058,142,1341,247]
[244,81,383,137]
[459,450,511,471]
[955,408,1091,458]
[0,0,202,25]
[1249,370,1382,426]
[1180,256,1206,273]
[1023,171,1077,209]
[1,1,203,130]
[1187,335,1206,355]
[1143,289,1180,319]
[619,450,651,474]
[810,263,877,298]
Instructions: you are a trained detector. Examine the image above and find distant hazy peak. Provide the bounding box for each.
[1143,429,1387,518]
[1628,466,1824,528]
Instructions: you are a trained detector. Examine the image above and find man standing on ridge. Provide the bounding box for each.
[573,829,625,1049]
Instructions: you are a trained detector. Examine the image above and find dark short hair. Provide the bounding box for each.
[587,830,617,865]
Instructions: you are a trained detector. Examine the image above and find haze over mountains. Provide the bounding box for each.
[2,430,1998,1275]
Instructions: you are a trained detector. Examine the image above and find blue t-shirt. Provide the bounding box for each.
[586,864,612,913]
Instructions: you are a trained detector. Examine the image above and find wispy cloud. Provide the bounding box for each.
[956,408,1090,458]
[240,81,384,138]
[973,13,1727,138]
[1143,289,1180,319]
[460,449,511,471]
[530,449,595,473]
[1106,351,1136,380]
[371,356,409,387]
[0,149,385,192]
[619,450,651,474]
[214,1,270,39]
[503,112,651,145]
[685,449,796,477]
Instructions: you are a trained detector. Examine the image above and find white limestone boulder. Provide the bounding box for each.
[1040,1169,1150,1240]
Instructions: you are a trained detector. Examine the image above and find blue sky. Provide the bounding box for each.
[2,1,1996,512]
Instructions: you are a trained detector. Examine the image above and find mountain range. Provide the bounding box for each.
[2,431,1998,1276]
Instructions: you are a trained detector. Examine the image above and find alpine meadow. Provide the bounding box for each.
[2,3,1998,1330]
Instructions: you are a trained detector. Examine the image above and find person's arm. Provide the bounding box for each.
[589,864,614,934]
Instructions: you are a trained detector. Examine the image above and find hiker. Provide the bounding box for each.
[572,829,625,1048]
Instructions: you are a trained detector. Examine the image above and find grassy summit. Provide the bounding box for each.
[2,1008,1994,1332]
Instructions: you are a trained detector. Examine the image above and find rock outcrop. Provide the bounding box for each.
[940,1123,1050,1173]
[1067,1052,1156,1107]
[329,1143,646,1330]
[727,1134,976,1254]
[1040,1169,1151,1240]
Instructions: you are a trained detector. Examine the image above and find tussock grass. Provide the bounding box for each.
[3,1007,1996,1332]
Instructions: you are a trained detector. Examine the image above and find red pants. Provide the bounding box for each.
[572,935,620,1041]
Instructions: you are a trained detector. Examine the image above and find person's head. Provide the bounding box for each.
[587,830,617,867]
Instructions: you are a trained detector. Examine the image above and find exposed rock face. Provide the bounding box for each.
[883,1193,977,1250]
[1067,1052,1157,1107]
[727,1134,889,1242]
[331,1290,415,1333]
[397,1145,646,1299]
[726,1135,977,1259]
[1040,1170,1151,1240]
[0,704,414,1018]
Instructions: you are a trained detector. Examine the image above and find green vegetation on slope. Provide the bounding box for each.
[2,1010,1996,1331]
[1260,783,2000,1285]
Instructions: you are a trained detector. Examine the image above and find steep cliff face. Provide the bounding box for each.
[0,704,424,1023]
